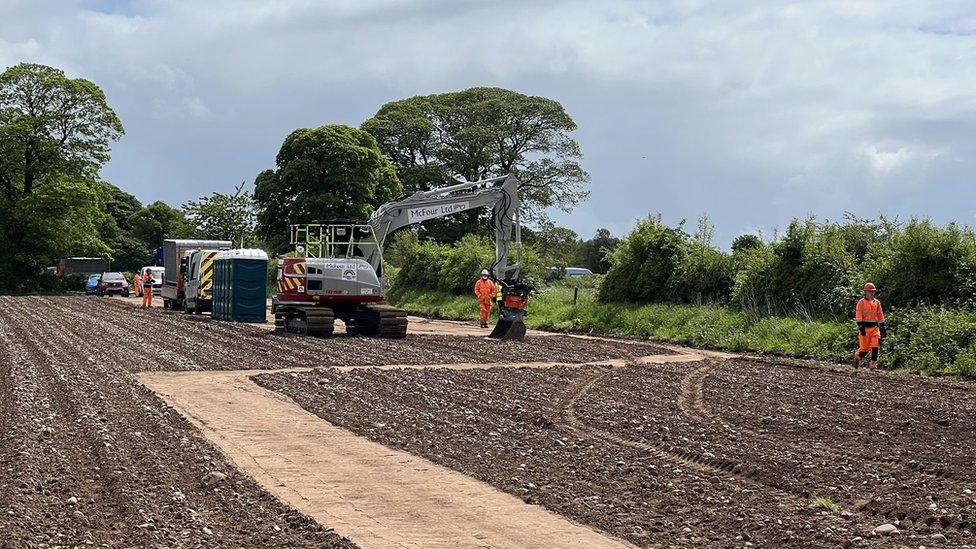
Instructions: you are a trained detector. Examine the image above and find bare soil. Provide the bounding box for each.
[0,296,354,547]
[256,360,976,548]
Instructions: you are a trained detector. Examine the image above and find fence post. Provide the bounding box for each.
[573,286,579,306]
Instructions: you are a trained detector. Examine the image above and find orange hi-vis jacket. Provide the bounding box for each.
[855,297,885,325]
[855,297,885,351]
[474,278,496,299]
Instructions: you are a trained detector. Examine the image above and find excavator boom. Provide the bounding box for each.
[367,174,530,340]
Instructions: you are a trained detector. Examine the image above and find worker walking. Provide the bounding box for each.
[854,282,886,369]
[141,268,155,309]
[474,268,495,328]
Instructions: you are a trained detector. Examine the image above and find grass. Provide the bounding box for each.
[388,286,854,362]
[812,497,840,513]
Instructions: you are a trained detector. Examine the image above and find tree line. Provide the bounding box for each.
[0,63,594,291]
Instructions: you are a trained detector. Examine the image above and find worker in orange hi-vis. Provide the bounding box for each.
[474,269,496,328]
[141,268,155,309]
[854,282,886,369]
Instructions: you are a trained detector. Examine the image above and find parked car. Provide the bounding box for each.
[564,267,595,278]
[134,266,165,297]
[84,274,101,295]
[97,272,130,297]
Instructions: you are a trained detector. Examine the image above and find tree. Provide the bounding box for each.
[0,178,111,285]
[254,124,401,253]
[88,181,150,272]
[0,63,123,285]
[0,63,123,199]
[129,201,196,253]
[580,228,621,273]
[362,87,589,238]
[183,181,257,246]
[534,220,581,267]
[731,234,763,254]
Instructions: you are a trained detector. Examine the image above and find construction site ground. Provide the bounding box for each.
[1,295,974,548]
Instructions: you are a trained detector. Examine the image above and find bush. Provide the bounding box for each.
[388,231,541,295]
[864,219,976,308]
[884,307,976,376]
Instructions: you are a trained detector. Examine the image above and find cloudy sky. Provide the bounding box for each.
[2,0,975,246]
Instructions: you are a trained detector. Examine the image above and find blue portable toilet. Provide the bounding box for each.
[212,249,269,323]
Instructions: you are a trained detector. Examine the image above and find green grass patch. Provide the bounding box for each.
[388,287,853,361]
[812,497,840,513]
[388,287,976,380]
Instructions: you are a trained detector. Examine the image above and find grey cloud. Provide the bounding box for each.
[2,0,975,245]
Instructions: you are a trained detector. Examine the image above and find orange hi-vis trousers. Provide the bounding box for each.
[142,286,153,308]
[478,297,492,324]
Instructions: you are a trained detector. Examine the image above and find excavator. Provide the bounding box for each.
[272,174,531,340]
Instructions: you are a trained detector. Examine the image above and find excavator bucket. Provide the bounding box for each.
[487,307,527,340]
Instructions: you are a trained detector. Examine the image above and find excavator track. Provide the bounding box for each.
[275,306,335,337]
[358,304,408,338]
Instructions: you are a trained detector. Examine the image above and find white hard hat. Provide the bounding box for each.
[481,269,490,276]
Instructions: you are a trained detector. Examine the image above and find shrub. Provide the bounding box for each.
[864,219,976,308]
[599,215,688,303]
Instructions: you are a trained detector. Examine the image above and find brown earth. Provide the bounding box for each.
[5,295,975,548]
[256,360,976,548]
[0,296,356,547]
[0,295,666,547]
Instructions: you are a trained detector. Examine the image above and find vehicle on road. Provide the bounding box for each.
[160,239,231,311]
[565,267,594,278]
[97,272,130,297]
[134,266,164,297]
[274,174,530,340]
[84,274,101,295]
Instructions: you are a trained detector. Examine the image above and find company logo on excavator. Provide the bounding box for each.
[407,202,470,223]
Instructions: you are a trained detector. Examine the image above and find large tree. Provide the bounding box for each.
[254,124,401,253]
[183,181,257,246]
[362,87,589,237]
[0,63,123,199]
[0,63,123,285]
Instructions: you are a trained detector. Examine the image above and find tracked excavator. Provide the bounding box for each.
[272,174,531,340]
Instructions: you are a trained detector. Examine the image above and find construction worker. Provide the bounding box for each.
[854,282,886,369]
[141,268,155,309]
[474,268,495,328]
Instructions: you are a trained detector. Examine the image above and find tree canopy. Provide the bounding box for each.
[0,63,123,199]
[362,87,589,235]
[254,124,401,253]
[183,181,257,246]
[0,63,124,286]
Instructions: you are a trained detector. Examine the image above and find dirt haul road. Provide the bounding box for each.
[3,296,975,548]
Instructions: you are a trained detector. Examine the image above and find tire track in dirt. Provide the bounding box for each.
[677,358,975,532]
[551,364,840,514]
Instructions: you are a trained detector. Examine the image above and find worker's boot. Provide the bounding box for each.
[868,360,878,370]
[852,351,861,369]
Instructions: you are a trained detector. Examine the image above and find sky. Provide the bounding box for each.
[2,0,975,247]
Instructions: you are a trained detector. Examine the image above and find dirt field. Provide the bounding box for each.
[0,296,354,548]
[3,295,975,548]
[256,361,976,547]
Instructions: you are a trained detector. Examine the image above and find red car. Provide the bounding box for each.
[97,272,130,297]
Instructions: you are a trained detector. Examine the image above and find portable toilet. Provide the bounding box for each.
[212,249,269,323]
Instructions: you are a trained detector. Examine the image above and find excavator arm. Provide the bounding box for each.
[366,174,530,339]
